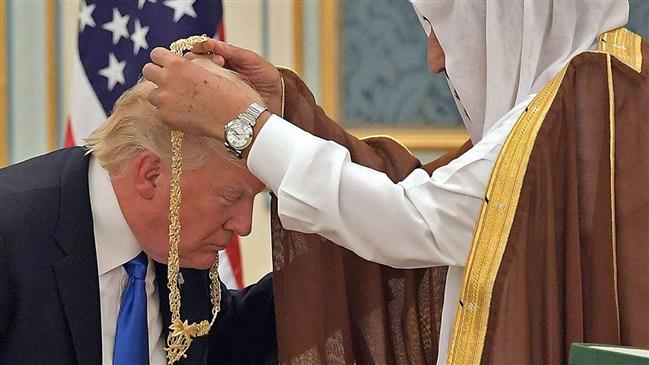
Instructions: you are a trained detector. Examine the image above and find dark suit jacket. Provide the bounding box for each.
[0,147,277,364]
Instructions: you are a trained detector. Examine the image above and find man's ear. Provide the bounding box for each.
[133,151,162,200]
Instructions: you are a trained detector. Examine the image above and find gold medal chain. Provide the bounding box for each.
[164,35,221,365]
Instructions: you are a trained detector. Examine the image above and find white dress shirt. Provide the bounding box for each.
[88,157,166,365]
[247,94,534,364]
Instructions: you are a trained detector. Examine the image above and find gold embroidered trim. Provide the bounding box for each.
[280,75,286,118]
[599,28,642,73]
[606,54,620,336]
[277,65,300,76]
[445,26,641,365]
[446,65,569,365]
[277,65,302,118]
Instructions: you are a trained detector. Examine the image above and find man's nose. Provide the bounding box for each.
[226,200,254,236]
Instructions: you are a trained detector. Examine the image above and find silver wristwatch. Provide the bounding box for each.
[223,101,268,158]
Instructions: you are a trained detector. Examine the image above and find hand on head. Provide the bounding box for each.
[187,39,283,116]
[183,40,227,67]
[143,47,254,140]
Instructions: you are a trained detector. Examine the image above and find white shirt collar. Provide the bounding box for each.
[88,156,142,275]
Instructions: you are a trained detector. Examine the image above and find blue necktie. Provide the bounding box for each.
[113,252,149,365]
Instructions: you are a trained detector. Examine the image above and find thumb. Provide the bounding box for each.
[210,42,260,72]
[191,39,219,54]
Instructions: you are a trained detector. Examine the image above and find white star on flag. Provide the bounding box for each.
[98,53,126,91]
[131,19,150,55]
[102,8,130,45]
[164,0,198,22]
[138,0,157,10]
[78,1,96,32]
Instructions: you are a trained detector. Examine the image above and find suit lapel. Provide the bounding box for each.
[49,148,213,364]
[157,263,211,365]
[52,148,103,364]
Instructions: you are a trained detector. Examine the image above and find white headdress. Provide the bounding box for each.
[410,0,628,143]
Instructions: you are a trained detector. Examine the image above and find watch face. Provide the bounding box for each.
[225,120,253,150]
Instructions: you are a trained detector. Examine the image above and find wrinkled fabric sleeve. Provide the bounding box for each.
[248,69,528,269]
[248,116,502,268]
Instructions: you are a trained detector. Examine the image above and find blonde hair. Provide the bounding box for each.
[85,58,262,174]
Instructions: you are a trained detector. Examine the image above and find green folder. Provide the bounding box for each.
[570,343,649,365]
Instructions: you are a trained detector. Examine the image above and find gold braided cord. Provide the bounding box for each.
[164,35,222,365]
[170,34,212,55]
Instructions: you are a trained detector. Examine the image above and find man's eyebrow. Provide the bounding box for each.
[224,184,253,196]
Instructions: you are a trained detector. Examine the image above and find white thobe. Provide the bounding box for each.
[247,94,535,364]
[88,157,167,365]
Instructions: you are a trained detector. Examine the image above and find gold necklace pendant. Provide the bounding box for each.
[164,35,221,365]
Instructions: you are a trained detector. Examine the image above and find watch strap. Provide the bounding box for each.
[239,101,267,126]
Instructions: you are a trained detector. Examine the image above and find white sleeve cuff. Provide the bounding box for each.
[247,114,311,192]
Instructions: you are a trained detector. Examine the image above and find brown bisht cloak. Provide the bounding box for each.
[271,71,471,364]
[271,27,648,365]
[447,27,649,364]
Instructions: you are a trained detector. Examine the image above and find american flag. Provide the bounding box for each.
[67,0,244,289]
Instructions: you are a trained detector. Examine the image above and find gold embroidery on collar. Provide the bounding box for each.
[599,27,642,73]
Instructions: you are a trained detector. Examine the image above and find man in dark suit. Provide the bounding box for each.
[0,60,276,364]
